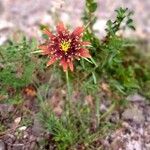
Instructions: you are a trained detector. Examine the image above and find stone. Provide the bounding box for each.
[122,105,145,124]
[126,138,143,150]
[12,144,24,150]
[0,0,4,15]
[100,104,107,113]
[145,143,150,150]
[32,115,44,136]
[110,137,125,150]
[144,106,150,122]
[109,111,120,123]
[18,126,27,131]
[0,140,6,150]
[127,93,145,102]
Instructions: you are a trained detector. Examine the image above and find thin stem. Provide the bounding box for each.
[66,70,71,101]
[100,103,116,120]
[65,70,71,109]
[84,17,96,30]
[65,71,86,129]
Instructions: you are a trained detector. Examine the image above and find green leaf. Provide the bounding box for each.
[126,18,133,24]
[88,2,97,13]
[110,80,126,94]
[128,25,136,30]
[92,72,97,84]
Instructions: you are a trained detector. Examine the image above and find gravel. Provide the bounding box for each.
[122,104,145,124]
[0,0,150,45]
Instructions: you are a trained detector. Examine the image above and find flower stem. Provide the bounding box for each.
[65,70,71,108]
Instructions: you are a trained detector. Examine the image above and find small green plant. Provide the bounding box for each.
[0,37,36,90]
[39,103,78,150]
[0,36,46,102]
[81,6,137,96]
[39,101,115,149]
[106,7,135,36]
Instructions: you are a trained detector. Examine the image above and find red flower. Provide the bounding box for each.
[39,22,91,72]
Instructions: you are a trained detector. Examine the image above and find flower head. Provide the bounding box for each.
[39,22,91,72]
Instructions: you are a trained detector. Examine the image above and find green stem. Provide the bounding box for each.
[65,71,86,128]
[66,70,71,101]
[100,103,116,120]
[65,70,71,109]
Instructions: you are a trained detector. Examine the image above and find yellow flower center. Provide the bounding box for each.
[60,41,71,53]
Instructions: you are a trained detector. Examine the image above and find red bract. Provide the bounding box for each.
[39,22,91,72]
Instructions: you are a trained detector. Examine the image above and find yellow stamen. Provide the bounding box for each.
[60,41,71,53]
